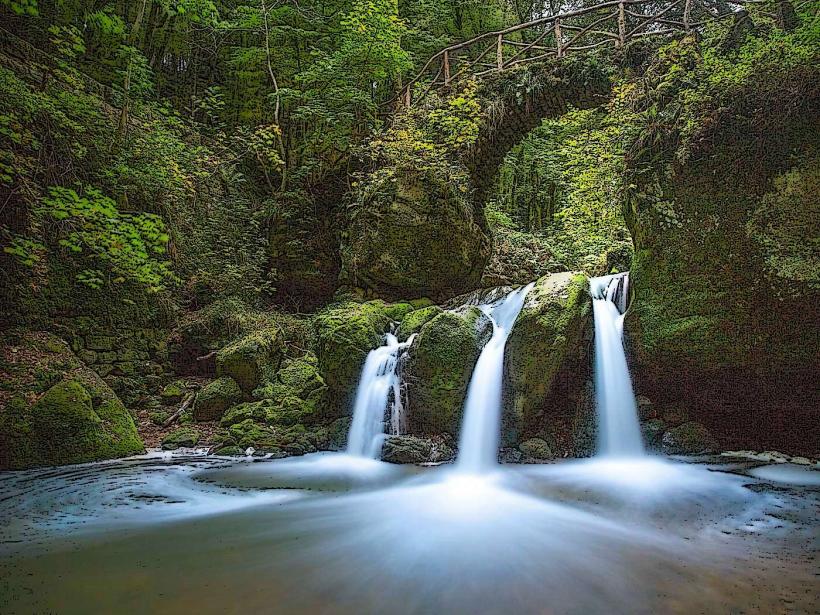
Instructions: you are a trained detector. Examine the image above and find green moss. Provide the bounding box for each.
[161,427,201,450]
[216,326,283,393]
[340,172,491,301]
[379,301,415,321]
[160,381,186,405]
[396,305,443,341]
[503,273,589,446]
[149,410,171,425]
[408,298,435,309]
[0,378,144,470]
[406,307,491,435]
[312,301,392,418]
[214,445,245,456]
[227,419,281,452]
[193,376,243,422]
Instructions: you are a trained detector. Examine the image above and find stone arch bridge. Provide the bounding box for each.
[341,0,747,300]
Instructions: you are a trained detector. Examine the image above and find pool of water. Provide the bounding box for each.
[1,453,817,614]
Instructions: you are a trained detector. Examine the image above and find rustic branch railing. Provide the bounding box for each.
[393,0,756,108]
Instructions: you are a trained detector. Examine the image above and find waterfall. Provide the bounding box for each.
[456,283,535,473]
[346,333,415,458]
[590,273,644,457]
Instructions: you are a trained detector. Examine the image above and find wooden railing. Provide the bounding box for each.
[396,0,756,107]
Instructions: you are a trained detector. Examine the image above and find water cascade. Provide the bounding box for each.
[589,273,644,457]
[456,283,535,473]
[346,333,415,458]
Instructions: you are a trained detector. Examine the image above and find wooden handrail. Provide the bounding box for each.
[388,0,748,108]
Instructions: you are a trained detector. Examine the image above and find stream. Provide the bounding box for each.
[0,451,818,614]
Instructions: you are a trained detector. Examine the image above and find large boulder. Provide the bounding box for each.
[216,327,283,394]
[396,306,443,341]
[340,173,491,302]
[193,376,243,422]
[622,41,820,454]
[313,301,392,418]
[0,331,144,470]
[405,307,492,437]
[502,273,591,447]
[161,427,201,450]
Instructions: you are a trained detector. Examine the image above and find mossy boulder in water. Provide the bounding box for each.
[661,422,719,455]
[313,301,392,418]
[381,434,455,464]
[215,416,325,456]
[161,427,201,450]
[0,331,144,470]
[503,273,590,447]
[193,376,243,421]
[406,307,492,437]
[519,438,554,461]
[340,173,491,301]
[396,306,443,341]
[216,327,283,393]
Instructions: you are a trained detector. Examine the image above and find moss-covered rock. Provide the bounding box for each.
[161,427,201,450]
[214,445,245,456]
[149,410,171,425]
[396,306,443,341]
[379,301,416,322]
[0,331,144,470]
[621,30,819,454]
[381,434,455,464]
[252,353,327,420]
[193,376,243,422]
[502,273,590,447]
[0,379,143,469]
[313,301,392,418]
[406,307,492,436]
[159,381,186,405]
[340,172,491,302]
[215,416,327,457]
[216,327,283,393]
[661,422,719,455]
[222,355,325,427]
[519,438,553,460]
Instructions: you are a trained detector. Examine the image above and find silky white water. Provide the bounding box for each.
[590,273,644,457]
[346,333,415,458]
[457,282,535,473]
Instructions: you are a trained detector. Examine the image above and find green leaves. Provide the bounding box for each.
[427,81,481,153]
[3,236,44,267]
[37,186,174,292]
[1,0,37,17]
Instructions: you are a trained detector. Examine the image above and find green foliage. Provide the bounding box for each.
[1,0,37,16]
[619,15,819,171]
[493,108,631,271]
[427,81,481,153]
[747,159,820,293]
[37,186,173,291]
